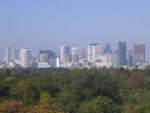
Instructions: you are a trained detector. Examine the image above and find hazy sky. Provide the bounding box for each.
[0,0,150,60]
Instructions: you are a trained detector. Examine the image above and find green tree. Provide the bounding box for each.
[79,96,121,113]
[39,92,53,104]
[11,77,40,105]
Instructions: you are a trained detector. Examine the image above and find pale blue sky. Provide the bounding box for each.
[0,0,150,60]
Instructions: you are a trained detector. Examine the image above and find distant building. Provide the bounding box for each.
[38,63,50,68]
[20,48,30,68]
[39,53,49,64]
[14,49,20,60]
[60,45,71,63]
[49,57,60,68]
[103,43,112,54]
[112,53,118,68]
[80,49,87,60]
[88,43,102,63]
[127,50,133,66]
[95,54,117,68]
[39,50,55,58]
[39,50,55,64]
[80,59,89,68]
[56,58,60,68]
[6,47,15,64]
[134,43,145,65]
[72,47,79,63]
[117,41,126,66]
[31,61,38,68]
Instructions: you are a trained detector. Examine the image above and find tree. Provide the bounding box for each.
[39,92,54,104]
[128,72,142,90]
[11,77,40,105]
[79,96,121,113]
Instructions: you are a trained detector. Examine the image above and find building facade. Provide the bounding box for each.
[6,47,15,64]
[88,43,102,63]
[134,43,145,65]
[118,41,126,66]
[39,53,49,63]
[60,45,71,63]
[72,47,79,63]
[20,48,30,68]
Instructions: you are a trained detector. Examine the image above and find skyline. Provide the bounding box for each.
[0,41,149,62]
[0,0,150,60]
[3,42,146,69]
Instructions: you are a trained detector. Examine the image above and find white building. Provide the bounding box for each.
[80,49,87,60]
[59,62,72,68]
[56,58,60,68]
[6,47,15,64]
[60,45,71,63]
[80,59,89,68]
[38,63,50,68]
[72,47,79,63]
[39,53,49,63]
[134,43,145,66]
[95,54,117,68]
[88,44,102,63]
[20,48,30,68]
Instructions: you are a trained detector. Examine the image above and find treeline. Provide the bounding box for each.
[0,67,150,113]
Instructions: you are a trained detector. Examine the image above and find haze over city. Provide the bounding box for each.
[0,0,150,60]
[0,1,150,112]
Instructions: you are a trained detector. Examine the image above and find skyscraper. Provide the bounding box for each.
[20,48,30,68]
[6,47,15,64]
[39,50,55,63]
[118,41,126,66]
[60,45,71,63]
[88,43,101,63]
[127,50,133,66]
[80,49,87,60]
[134,43,145,65]
[39,53,49,63]
[14,49,20,60]
[103,43,112,54]
[72,47,79,63]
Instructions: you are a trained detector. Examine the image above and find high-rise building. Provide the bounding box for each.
[14,49,20,60]
[60,45,71,63]
[134,43,145,65]
[6,47,15,64]
[39,53,49,63]
[127,50,133,66]
[49,57,60,68]
[72,47,79,63]
[39,50,55,63]
[118,41,126,66]
[80,49,87,60]
[20,48,30,68]
[88,43,102,63]
[103,43,112,54]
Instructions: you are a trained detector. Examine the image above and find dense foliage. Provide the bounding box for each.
[0,68,150,113]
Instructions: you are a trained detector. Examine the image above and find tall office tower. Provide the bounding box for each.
[118,41,126,66]
[103,43,112,54]
[134,43,145,65]
[80,49,87,60]
[14,49,20,60]
[60,45,71,63]
[112,49,118,67]
[88,43,101,63]
[127,50,134,66]
[39,50,55,60]
[6,47,15,64]
[39,53,49,63]
[20,48,30,68]
[72,47,79,63]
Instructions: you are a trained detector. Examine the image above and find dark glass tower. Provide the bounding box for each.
[118,41,126,66]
